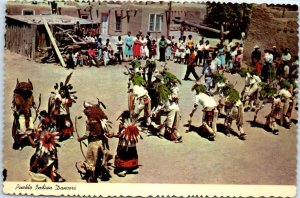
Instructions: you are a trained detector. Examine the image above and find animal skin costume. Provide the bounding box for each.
[12,79,36,150]
[78,101,113,183]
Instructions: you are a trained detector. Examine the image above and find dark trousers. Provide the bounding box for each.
[184,65,199,80]
[196,51,203,65]
[159,47,166,62]
[261,63,270,82]
[117,47,123,63]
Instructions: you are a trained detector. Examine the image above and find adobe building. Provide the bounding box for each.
[6,1,207,39]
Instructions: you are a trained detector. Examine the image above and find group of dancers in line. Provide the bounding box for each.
[10,55,297,182]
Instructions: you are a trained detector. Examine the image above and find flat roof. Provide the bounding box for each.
[6,14,100,25]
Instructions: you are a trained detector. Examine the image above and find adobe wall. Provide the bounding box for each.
[244,4,298,63]
[6,2,206,37]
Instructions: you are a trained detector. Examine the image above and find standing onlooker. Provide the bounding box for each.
[282,48,291,63]
[133,34,142,59]
[187,35,194,50]
[171,36,176,60]
[196,40,204,66]
[202,57,214,92]
[166,36,173,61]
[74,21,82,37]
[149,40,157,59]
[261,49,273,82]
[203,40,210,65]
[217,39,226,69]
[241,32,246,46]
[124,31,133,59]
[96,37,103,61]
[233,50,243,74]
[183,47,199,81]
[51,0,57,14]
[116,36,124,64]
[140,35,148,59]
[159,35,167,62]
[176,38,185,64]
[251,45,262,76]
[146,35,151,59]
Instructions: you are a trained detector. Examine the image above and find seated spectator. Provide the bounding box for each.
[74,50,83,67]
[88,46,98,67]
[109,50,117,65]
[66,50,75,69]
[105,39,112,52]
[103,47,110,66]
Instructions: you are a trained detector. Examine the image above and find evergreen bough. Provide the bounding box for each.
[164,71,181,85]
[132,74,146,86]
[259,82,277,97]
[213,72,227,84]
[154,83,172,102]
[131,60,141,69]
[239,67,248,78]
[223,84,240,104]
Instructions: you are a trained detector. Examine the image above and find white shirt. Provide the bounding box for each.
[284,65,290,75]
[196,44,204,51]
[194,93,217,108]
[252,75,261,84]
[210,58,221,73]
[103,51,109,60]
[282,53,291,62]
[204,44,210,50]
[133,85,148,98]
[116,39,124,47]
[265,52,273,63]
[163,100,179,111]
[279,89,292,98]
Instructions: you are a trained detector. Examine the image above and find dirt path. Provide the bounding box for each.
[3,50,297,185]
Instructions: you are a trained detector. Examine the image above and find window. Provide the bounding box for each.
[116,15,122,31]
[148,14,162,32]
[22,9,35,15]
[174,17,181,24]
[81,15,89,19]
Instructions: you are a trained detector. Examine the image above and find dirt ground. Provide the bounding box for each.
[3,50,297,185]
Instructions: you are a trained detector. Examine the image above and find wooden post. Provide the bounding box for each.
[166,2,171,37]
[42,18,66,67]
[31,24,37,61]
[282,6,286,18]
[220,24,224,39]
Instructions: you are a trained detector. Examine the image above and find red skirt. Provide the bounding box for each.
[114,145,138,169]
[133,44,141,57]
